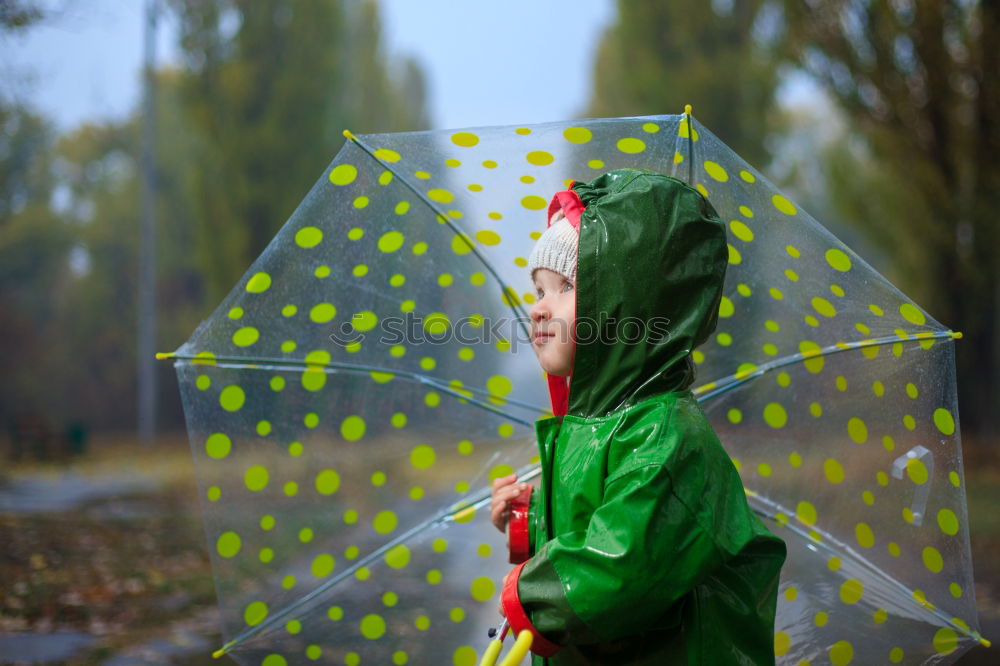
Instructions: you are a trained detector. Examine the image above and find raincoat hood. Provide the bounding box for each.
[551,169,728,418]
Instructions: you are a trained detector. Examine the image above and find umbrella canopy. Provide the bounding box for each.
[161,111,988,665]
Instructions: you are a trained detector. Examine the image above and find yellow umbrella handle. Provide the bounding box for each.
[477,638,504,666]
[497,631,534,666]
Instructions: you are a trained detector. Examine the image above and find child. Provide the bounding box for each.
[490,169,786,664]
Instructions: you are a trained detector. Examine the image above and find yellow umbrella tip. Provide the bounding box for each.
[684,104,693,115]
[343,129,356,141]
[979,637,992,648]
[951,331,963,340]
[154,352,174,360]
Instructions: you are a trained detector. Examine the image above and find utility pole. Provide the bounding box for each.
[138,0,158,446]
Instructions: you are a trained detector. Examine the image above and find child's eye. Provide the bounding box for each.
[560,281,574,293]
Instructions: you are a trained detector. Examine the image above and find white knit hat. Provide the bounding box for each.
[528,209,579,283]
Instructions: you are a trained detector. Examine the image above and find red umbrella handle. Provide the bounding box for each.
[508,487,532,564]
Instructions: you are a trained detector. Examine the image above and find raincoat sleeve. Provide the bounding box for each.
[501,451,746,652]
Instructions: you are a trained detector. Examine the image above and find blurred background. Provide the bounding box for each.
[0,0,996,663]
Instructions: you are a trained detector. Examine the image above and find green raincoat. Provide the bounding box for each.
[501,170,787,665]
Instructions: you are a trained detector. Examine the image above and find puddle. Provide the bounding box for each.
[0,631,97,663]
[0,472,157,515]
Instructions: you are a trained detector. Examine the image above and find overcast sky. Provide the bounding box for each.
[2,0,616,132]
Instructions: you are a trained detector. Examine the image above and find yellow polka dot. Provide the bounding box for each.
[855,522,875,548]
[563,127,592,143]
[311,554,335,577]
[244,601,268,626]
[216,531,241,558]
[763,403,787,428]
[295,226,323,248]
[826,248,852,272]
[796,501,817,526]
[385,545,410,569]
[739,170,755,182]
[889,647,903,663]
[888,541,900,556]
[470,577,495,602]
[824,458,845,483]
[923,546,944,573]
[329,164,357,185]
[783,586,797,601]
[906,459,929,484]
[814,611,828,627]
[315,470,340,495]
[617,137,646,154]
[827,556,841,571]
[937,509,959,535]
[704,161,729,182]
[451,132,479,147]
[475,230,501,245]
[789,452,802,467]
[757,463,772,477]
[933,627,958,654]
[900,303,926,325]
[812,297,836,317]
[642,122,659,133]
[934,408,956,435]
[205,433,231,460]
[360,613,386,640]
[453,646,476,666]
[774,632,790,657]
[829,640,853,665]
[246,272,271,294]
[341,415,366,441]
[374,149,401,162]
[730,220,754,242]
[521,195,547,210]
[847,417,868,443]
[427,189,455,204]
[949,470,961,487]
[410,445,436,470]
[373,510,398,534]
[840,579,864,604]
[874,608,888,624]
[526,151,554,166]
[772,195,797,215]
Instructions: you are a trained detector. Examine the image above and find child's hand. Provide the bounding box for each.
[490,473,529,533]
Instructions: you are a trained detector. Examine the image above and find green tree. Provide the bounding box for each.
[171,0,429,304]
[588,0,783,166]
[774,0,999,437]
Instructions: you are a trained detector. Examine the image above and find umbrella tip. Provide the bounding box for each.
[155,352,174,360]
[952,331,963,340]
[684,104,693,115]
[343,129,356,141]
[980,637,992,647]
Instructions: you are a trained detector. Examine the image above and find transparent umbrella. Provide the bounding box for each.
[159,109,988,665]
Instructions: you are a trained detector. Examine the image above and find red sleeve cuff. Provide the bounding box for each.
[501,561,562,658]
[508,486,532,564]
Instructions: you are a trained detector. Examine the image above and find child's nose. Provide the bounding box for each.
[530,299,548,322]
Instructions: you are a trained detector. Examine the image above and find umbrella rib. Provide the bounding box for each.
[212,463,543,658]
[744,491,988,647]
[693,329,960,402]
[166,352,546,424]
[342,130,534,342]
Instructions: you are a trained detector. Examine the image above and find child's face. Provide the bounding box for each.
[529,268,576,377]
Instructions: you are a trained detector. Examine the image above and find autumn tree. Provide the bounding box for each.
[588,0,784,166]
[775,0,999,438]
